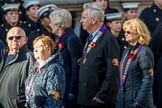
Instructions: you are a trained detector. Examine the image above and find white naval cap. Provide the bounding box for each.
[105,12,122,21]
[23,0,40,9]
[2,3,20,12]
[121,2,139,9]
[36,4,57,19]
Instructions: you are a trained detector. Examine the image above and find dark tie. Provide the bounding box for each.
[88,34,93,44]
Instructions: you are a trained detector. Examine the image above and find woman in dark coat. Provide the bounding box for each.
[49,8,83,108]
[150,22,162,108]
[116,18,154,108]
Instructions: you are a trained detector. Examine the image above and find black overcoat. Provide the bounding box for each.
[77,28,120,106]
[116,45,154,108]
[139,3,162,35]
[150,23,162,107]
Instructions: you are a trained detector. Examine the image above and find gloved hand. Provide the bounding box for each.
[68,93,75,102]
[132,102,142,108]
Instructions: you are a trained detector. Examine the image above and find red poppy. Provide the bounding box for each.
[58,43,63,49]
[90,42,96,48]
[55,39,59,44]
[128,53,135,60]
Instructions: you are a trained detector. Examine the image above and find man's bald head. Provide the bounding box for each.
[7,27,26,37]
[6,27,28,54]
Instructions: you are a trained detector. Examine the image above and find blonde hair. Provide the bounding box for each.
[33,36,56,54]
[123,18,151,45]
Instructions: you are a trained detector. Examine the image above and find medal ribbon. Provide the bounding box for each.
[83,25,107,63]
[120,44,142,87]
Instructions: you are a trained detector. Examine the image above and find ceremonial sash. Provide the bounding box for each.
[82,25,107,64]
[120,44,142,87]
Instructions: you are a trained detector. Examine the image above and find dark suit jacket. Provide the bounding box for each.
[78,26,120,106]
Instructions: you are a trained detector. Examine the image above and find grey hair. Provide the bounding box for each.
[83,2,105,22]
[49,8,72,29]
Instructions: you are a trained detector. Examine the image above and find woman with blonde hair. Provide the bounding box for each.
[116,18,154,108]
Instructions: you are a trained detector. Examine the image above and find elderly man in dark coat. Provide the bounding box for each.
[77,2,120,108]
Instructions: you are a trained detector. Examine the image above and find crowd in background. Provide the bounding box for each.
[0,0,162,108]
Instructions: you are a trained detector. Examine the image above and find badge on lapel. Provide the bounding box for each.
[51,90,60,100]
[149,68,154,76]
[112,58,119,67]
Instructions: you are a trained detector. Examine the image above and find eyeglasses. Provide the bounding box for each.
[124,30,136,34]
[7,36,25,40]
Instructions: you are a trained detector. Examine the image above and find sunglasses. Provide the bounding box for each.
[7,36,25,40]
[124,30,132,34]
[124,30,137,34]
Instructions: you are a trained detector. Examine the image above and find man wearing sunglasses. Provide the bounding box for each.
[0,27,35,108]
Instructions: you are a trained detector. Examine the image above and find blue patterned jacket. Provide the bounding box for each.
[25,52,66,108]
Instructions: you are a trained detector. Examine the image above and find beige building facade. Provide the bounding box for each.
[40,0,153,34]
